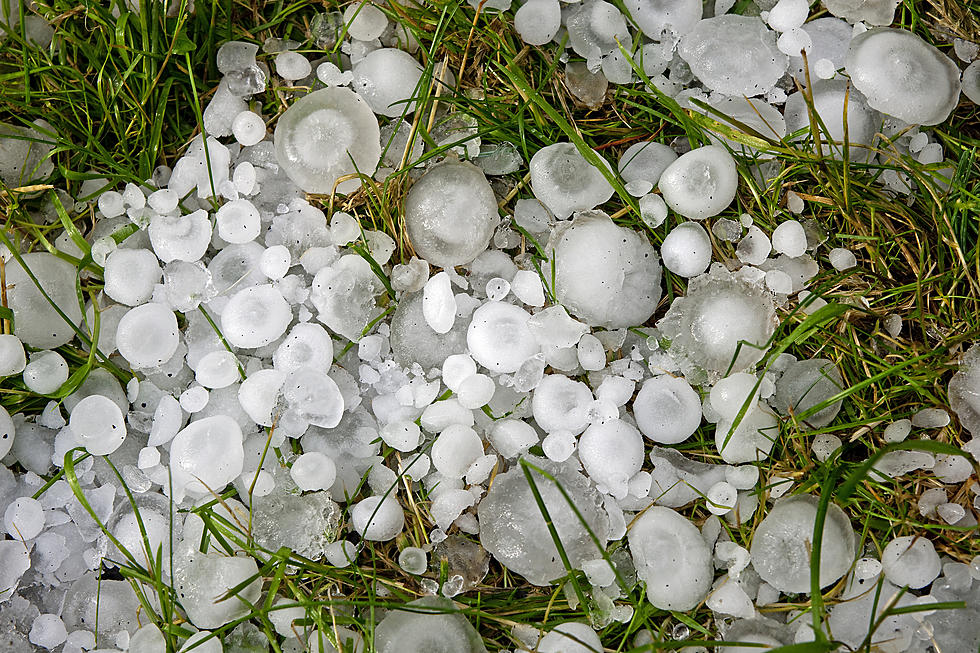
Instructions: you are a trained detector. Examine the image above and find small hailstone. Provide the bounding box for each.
[577,334,605,371]
[881,535,941,589]
[398,547,428,575]
[883,418,912,442]
[736,225,771,266]
[325,540,358,567]
[814,58,836,79]
[542,430,576,462]
[660,222,712,278]
[785,191,805,214]
[725,465,760,490]
[514,0,561,46]
[4,496,45,540]
[69,394,128,455]
[259,245,291,280]
[658,145,738,220]
[231,111,266,147]
[442,354,477,391]
[29,614,68,649]
[343,2,388,41]
[936,502,965,524]
[423,271,456,335]
[316,61,352,86]
[582,558,616,587]
[771,219,807,257]
[883,314,902,337]
[179,385,210,412]
[767,0,808,32]
[138,446,160,469]
[23,351,68,395]
[706,481,738,515]
[811,433,842,462]
[511,270,545,306]
[381,420,422,452]
[767,474,794,499]
[351,495,404,541]
[289,451,336,492]
[911,407,950,429]
[777,28,812,57]
[456,373,495,409]
[639,193,668,228]
[486,277,511,301]
[0,334,26,376]
[828,248,857,270]
[98,190,125,218]
[765,269,793,294]
[275,51,312,80]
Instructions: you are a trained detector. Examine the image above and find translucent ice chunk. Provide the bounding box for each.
[749,494,856,593]
[148,210,212,263]
[390,291,469,370]
[715,403,779,464]
[566,0,631,59]
[404,160,498,268]
[251,490,340,558]
[618,141,677,188]
[311,254,383,342]
[538,622,602,653]
[175,552,261,629]
[881,535,941,589]
[772,358,844,428]
[352,48,423,117]
[784,80,881,161]
[373,597,487,653]
[530,142,614,219]
[629,506,713,610]
[274,87,381,194]
[846,28,961,126]
[824,0,900,26]
[949,344,980,436]
[658,145,737,220]
[5,252,84,349]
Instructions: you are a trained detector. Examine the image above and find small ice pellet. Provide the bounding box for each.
[325,540,358,567]
[786,191,805,214]
[4,496,44,540]
[542,430,576,463]
[275,51,312,81]
[771,219,807,257]
[639,193,668,228]
[811,433,842,462]
[456,373,496,409]
[765,269,793,294]
[398,546,428,575]
[343,2,388,41]
[625,179,654,197]
[290,451,337,491]
[70,394,127,455]
[137,446,160,469]
[29,614,68,649]
[706,481,737,515]
[260,245,291,280]
[511,270,545,306]
[883,419,912,443]
[216,198,261,244]
[97,190,125,218]
[380,420,422,452]
[828,248,857,270]
[231,111,266,147]
[195,350,241,389]
[912,407,950,429]
[936,502,965,524]
[0,334,27,376]
[810,58,834,80]
[23,351,68,395]
[577,334,606,371]
[147,188,179,214]
[233,161,257,195]
[725,465,760,490]
[883,314,902,338]
[486,277,511,301]
[855,557,882,580]
[317,61,352,86]
[442,354,477,392]
[909,132,929,154]
[179,385,210,412]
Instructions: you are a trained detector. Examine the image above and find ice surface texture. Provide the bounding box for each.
[273,87,381,194]
[629,506,712,610]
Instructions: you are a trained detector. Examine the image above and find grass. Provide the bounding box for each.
[1,0,980,651]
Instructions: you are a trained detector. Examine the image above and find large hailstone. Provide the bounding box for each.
[478,458,609,586]
[404,160,498,268]
[784,80,881,162]
[373,597,487,653]
[657,265,778,383]
[549,212,661,328]
[351,48,424,117]
[169,416,245,502]
[658,145,738,221]
[530,142,614,219]
[678,16,788,97]
[749,494,856,594]
[5,252,83,349]
[628,506,713,610]
[623,0,702,38]
[949,344,980,436]
[845,28,961,126]
[632,375,702,444]
[273,87,381,194]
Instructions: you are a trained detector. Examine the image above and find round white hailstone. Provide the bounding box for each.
[623,0,702,38]
[4,497,44,540]
[486,277,511,302]
[577,334,605,371]
[351,495,404,541]
[715,404,779,464]
[23,351,68,395]
[404,160,498,268]
[771,220,807,257]
[963,61,980,105]
[709,372,762,421]
[846,28,961,126]
[551,212,662,328]
[765,269,793,294]
[814,57,837,79]
[169,415,245,501]
[180,385,210,413]
[148,210,212,263]
[466,301,540,374]
[103,248,162,306]
[0,334,26,377]
[431,424,484,478]
[767,0,808,32]
[532,374,594,435]
[5,252,84,349]
[423,271,456,335]
[639,193,669,228]
[706,481,738,515]
[750,494,856,593]
[343,2,388,41]
[442,354,477,392]
[221,284,292,349]
[238,369,285,427]
[511,270,545,307]
[881,536,941,589]
[148,188,178,214]
[282,367,345,428]
[274,87,381,194]
[273,323,334,375]
[632,375,702,444]
[259,245,291,280]
[231,110,266,146]
[398,546,427,575]
[725,465,760,490]
[0,405,14,459]
[216,199,261,244]
[578,419,644,497]
[937,502,965,524]
[629,506,713,610]
[542,430,576,462]
[317,61,351,87]
[565,0,630,58]
[678,16,788,97]
[116,303,179,369]
[275,51,312,81]
[456,373,496,409]
[489,419,539,459]
[233,161,256,194]
[178,632,221,653]
[661,222,712,278]
[829,247,857,270]
[29,613,67,649]
[538,622,603,653]
[658,145,738,220]
[514,0,561,46]
[618,141,678,188]
[69,394,127,455]
[352,48,423,117]
[129,624,166,653]
[380,420,422,452]
[776,27,812,57]
[194,350,241,389]
[290,451,336,491]
[98,190,125,217]
[529,142,614,219]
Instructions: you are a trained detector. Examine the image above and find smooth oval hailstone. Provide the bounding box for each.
[750,494,856,594]
[530,142,614,219]
[273,87,381,194]
[373,596,488,653]
[550,212,662,328]
[466,301,540,373]
[658,145,738,221]
[116,303,180,369]
[404,160,498,268]
[772,358,845,428]
[845,28,961,126]
[69,394,127,455]
[624,0,702,38]
[578,418,644,497]
[633,375,702,444]
[784,80,881,162]
[5,252,84,349]
[660,222,712,278]
[628,505,713,610]
[351,48,424,117]
[169,415,245,501]
[678,16,788,97]
[880,535,941,589]
[221,284,292,349]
